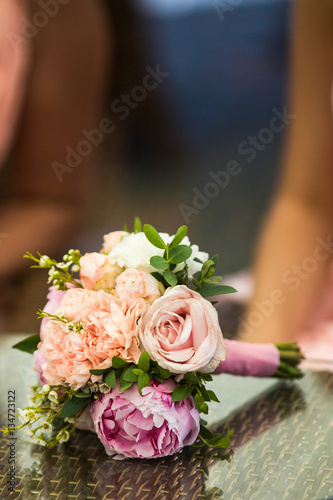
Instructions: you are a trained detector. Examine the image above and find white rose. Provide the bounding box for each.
[108,232,208,279]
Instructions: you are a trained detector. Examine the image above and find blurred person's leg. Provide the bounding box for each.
[0,0,111,283]
[243,0,333,344]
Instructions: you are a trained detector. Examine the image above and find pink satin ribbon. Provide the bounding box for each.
[214,339,280,377]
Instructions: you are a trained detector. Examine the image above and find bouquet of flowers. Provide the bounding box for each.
[4,220,304,460]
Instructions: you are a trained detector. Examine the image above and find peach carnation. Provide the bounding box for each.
[39,288,146,389]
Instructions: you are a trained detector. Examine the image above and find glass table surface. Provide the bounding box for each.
[1,333,332,500]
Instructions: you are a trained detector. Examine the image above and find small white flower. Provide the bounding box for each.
[26,409,36,421]
[42,384,51,393]
[56,262,68,269]
[17,409,30,424]
[99,383,111,394]
[40,255,51,268]
[23,428,35,438]
[81,387,91,394]
[71,264,80,273]
[31,437,47,446]
[64,417,76,424]
[41,422,52,433]
[58,430,70,443]
[48,391,58,403]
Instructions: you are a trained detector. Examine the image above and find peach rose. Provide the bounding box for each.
[113,268,164,308]
[80,252,122,291]
[39,288,145,389]
[138,285,226,374]
[102,231,128,254]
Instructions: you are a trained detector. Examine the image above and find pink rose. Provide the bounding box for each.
[113,268,164,308]
[39,288,145,389]
[138,285,226,374]
[102,231,128,254]
[90,379,200,459]
[80,252,122,291]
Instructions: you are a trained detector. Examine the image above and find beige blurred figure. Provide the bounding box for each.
[244,0,333,345]
[0,0,111,283]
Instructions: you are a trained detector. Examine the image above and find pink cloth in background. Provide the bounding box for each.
[0,0,30,165]
[222,270,333,371]
[215,338,280,377]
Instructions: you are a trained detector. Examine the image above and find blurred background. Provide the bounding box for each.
[0,0,291,332]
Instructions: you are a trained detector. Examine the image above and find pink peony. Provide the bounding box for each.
[113,268,164,308]
[40,286,67,340]
[138,285,226,374]
[102,231,128,254]
[79,252,122,291]
[33,350,47,385]
[38,288,146,389]
[90,379,200,459]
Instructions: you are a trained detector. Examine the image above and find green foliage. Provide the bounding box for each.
[60,395,88,419]
[169,225,187,249]
[163,271,178,286]
[134,216,142,233]
[143,224,166,249]
[138,351,150,372]
[12,335,41,354]
[197,284,237,298]
[104,369,116,389]
[150,256,169,270]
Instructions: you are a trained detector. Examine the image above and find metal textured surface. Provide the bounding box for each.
[1,333,333,500]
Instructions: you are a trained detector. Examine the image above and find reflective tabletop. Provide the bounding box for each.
[1,333,333,500]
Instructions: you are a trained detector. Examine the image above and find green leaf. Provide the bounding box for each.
[200,385,211,402]
[138,373,150,394]
[143,224,166,249]
[89,367,111,375]
[206,276,222,284]
[184,372,198,384]
[138,351,150,372]
[60,395,88,419]
[200,402,209,414]
[120,371,133,391]
[194,393,204,411]
[169,226,187,249]
[171,385,192,402]
[133,368,144,376]
[200,373,213,382]
[168,245,192,264]
[157,366,172,379]
[74,390,93,399]
[211,254,219,266]
[207,390,220,403]
[123,222,129,232]
[123,366,139,382]
[105,369,117,389]
[134,216,142,233]
[163,271,178,286]
[227,429,234,439]
[150,256,169,271]
[200,259,216,281]
[217,438,230,448]
[198,284,237,298]
[112,356,128,369]
[199,425,214,440]
[12,335,40,354]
